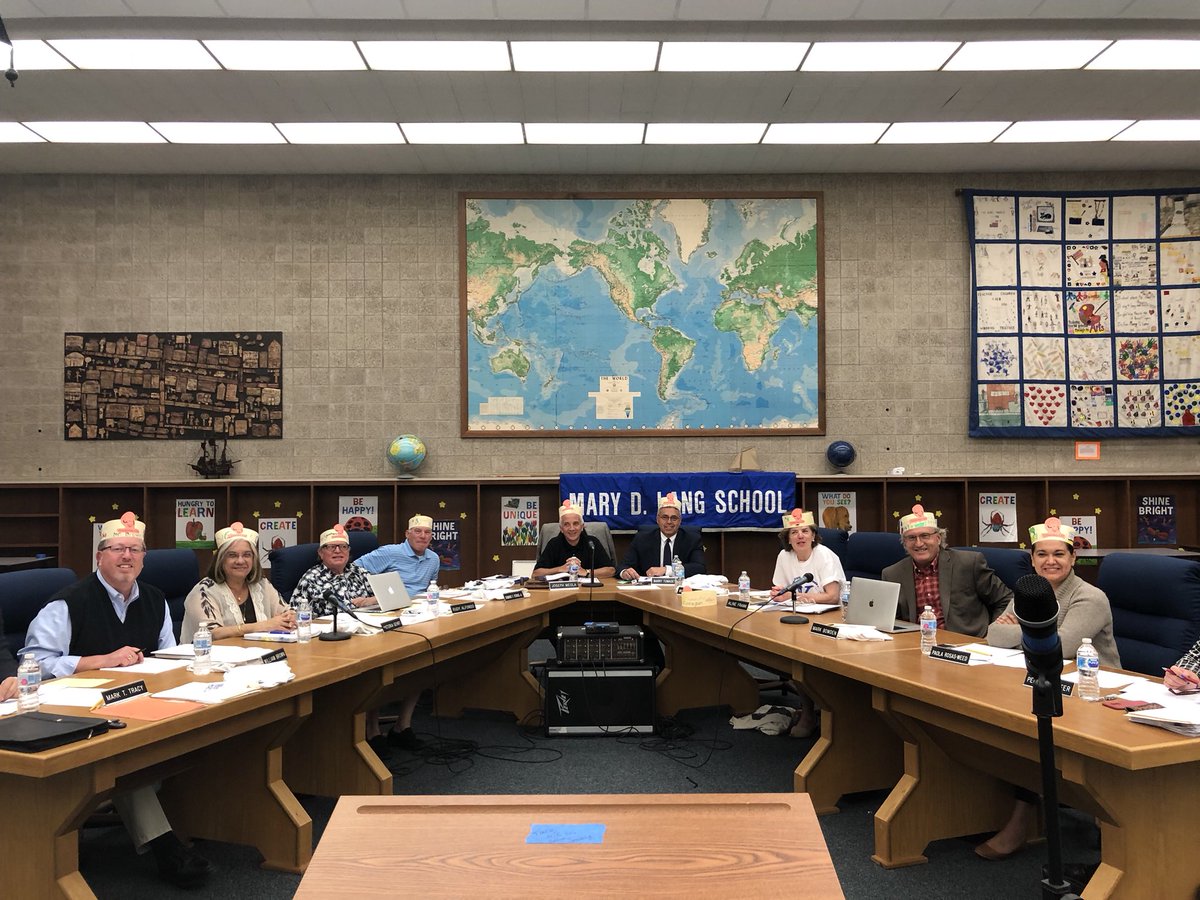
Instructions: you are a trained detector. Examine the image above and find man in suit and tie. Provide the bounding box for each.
[881,504,1010,637]
[619,492,706,580]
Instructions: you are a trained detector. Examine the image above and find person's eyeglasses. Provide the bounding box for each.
[103,545,145,555]
[321,544,349,552]
[902,532,938,545]
[658,515,681,523]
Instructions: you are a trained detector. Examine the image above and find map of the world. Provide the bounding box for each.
[462,195,823,434]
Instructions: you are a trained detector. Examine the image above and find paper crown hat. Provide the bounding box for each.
[99,511,146,544]
[900,504,938,532]
[658,492,681,512]
[558,499,584,520]
[408,514,433,529]
[782,508,815,529]
[1029,516,1075,546]
[216,521,257,552]
[319,523,350,546]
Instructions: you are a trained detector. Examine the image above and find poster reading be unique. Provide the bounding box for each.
[176,499,216,549]
[501,496,539,547]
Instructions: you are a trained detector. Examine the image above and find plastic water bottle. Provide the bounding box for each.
[738,570,750,602]
[919,605,937,656]
[428,580,441,615]
[296,597,312,643]
[192,622,212,675]
[672,555,684,586]
[1076,638,1101,701]
[568,560,580,580]
[839,580,852,620]
[17,653,40,713]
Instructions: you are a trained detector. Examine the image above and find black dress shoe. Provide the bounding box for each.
[149,832,211,888]
[386,727,425,751]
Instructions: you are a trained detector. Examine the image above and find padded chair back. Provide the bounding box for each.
[816,528,850,568]
[538,522,617,565]
[1100,552,1200,676]
[954,546,1032,592]
[843,531,909,581]
[268,531,379,603]
[140,549,201,641]
[1,567,78,658]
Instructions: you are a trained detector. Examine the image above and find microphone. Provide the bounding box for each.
[780,573,814,625]
[318,589,354,642]
[783,573,815,593]
[1013,573,1063,715]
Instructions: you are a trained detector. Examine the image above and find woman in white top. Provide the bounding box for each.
[182,522,295,641]
[770,508,846,738]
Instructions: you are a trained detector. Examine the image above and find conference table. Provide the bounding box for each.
[3,579,1198,899]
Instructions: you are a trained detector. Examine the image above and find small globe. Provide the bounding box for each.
[387,434,426,476]
[826,440,856,471]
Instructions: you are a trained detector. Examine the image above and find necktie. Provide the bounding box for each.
[662,538,672,569]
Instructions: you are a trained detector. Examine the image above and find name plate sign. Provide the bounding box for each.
[450,601,477,614]
[502,590,526,601]
[102,681,148,705]
[381,618,404,632]
[1023,673,1075,696]
[810,622,840,638]
[651,577,677,585]
[261,648,287,665]
[726,598,750,610]
[930,645,971,665]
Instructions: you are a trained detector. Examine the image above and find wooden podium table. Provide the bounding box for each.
[295,792,844,899]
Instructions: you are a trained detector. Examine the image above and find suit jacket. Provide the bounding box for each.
[882,547,1011,638]
[620,527,707,578]
[0,607,16,679]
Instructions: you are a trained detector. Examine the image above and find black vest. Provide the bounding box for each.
[60,575,166,658]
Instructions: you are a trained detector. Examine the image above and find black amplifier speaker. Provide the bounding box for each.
[556,624,645,664]
[543,664,656,736]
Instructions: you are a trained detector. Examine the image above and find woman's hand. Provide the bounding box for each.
[994,611,1018,625]
[263,610,297,631]
[1164,666,1200,692]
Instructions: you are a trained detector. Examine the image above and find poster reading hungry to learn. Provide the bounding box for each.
[175,498,216,549]
[339,496,378,533]
[501,496,539,547]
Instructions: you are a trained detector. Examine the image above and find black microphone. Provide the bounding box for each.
[318,589,354,642]
[1014,574,1063,713]
[780,574,814,625]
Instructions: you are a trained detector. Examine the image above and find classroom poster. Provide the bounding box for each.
[1064,515,1097,548]
[1136,494,1176,544]
[175,498,216,549]
[91,521,104,572]
[817,490,857,532]
[257,517,298,568]
[431,519,461,570]
[978,492,1018,542]
[501,496,539,547]
[339,495,378,533]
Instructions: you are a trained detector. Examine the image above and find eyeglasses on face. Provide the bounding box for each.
[902,532,938,545]
[657,514,681,523]
[102,545,145,555]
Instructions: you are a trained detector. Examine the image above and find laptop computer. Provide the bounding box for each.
[365,572,413,612]
[844,577,921,633]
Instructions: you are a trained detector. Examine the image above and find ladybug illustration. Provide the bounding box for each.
[343,516,373,532]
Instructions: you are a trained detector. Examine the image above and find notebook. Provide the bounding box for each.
[844,577,920,633]
[366,572,414,612]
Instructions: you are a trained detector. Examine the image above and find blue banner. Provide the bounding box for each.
[558,472,796,530]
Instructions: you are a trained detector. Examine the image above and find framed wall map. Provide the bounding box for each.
[966,188,1200,437]
[460,193,824,436]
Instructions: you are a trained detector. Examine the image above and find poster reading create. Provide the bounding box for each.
[176,499,216,549]
[257,518,298,569]
[462,194,825,436]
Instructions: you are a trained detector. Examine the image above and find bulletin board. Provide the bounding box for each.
[966,189,1200,437]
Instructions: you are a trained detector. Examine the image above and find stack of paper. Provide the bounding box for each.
[154,644,273,665]
[1126,704,1200,737]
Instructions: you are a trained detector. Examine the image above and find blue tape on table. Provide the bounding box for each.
[526,823,606,844]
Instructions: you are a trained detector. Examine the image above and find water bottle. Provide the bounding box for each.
[672,555,684,586]
[839,580,852,620]
[192,622,212,675]
[296,597,312,643]
[568,560,580,580]
[1076,638,1101,701]
[919,605,937,656]
[17,653,40,713]
[428,580,441,615]
[738,570,750,602]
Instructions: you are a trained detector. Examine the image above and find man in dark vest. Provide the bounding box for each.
[22,512,211,888]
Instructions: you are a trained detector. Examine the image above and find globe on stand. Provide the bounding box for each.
[825,440,856,473]
[387,434,426,479]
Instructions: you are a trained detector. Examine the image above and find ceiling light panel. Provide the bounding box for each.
[358,41,511,71]
[204,40,366,71]
[879,121,1009,143]
[525,123,645,143]
[763,122,888,143]
[945,40,1111,71]
[0,123,44,142]
[9,40,73,70]
[511,41,659,71]
[658,41,808,71]
[48,39,219,70]
[997,120,1134,142]
[1089,40,1200,70]
[23,122,167,143]
[1113,120,1200,141]
[277,123,406,144]
[151,122,285,144]
[645,123,766,143]
[802,41,960,71]
[401,122,524,143]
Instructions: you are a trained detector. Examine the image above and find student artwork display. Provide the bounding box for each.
[966,189,1200,436]
[175,499,216,549]
[256,517,298,569]
[339,496,378,534]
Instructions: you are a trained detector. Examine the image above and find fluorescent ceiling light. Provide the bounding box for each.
[358,40,510,71]
[1114,120,1200,141]
[997,120,1133,143]
[277,122,406,144]
[23,122,166,143]
[802,41,959,72]
[10,40,73,70]
[511,41,658,72]
[525,123,644,144]
[763,122,888,144]
[400,122,524,144]
[151,122,285,144]
[1089,40,1200,70]
[48,39,218,70]
[204,40,365,71]
[879,121,1009,143]
[645,123,766,144]
[659,41,808,72]
[0,123,44,142]
[945,40,1111,71]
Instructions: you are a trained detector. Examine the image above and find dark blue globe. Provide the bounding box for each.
[826,440,856,471]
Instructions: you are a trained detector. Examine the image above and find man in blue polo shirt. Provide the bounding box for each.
[356,513,441,596]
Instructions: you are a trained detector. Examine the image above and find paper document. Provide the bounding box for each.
[100,657,191,674]
[37,685,105,708]
[154,644,272,665]
[1061,668,1145,690]
[956,643,1025,666]
[153,681,256,704]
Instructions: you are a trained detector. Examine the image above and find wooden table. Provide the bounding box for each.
[295,793,844,899]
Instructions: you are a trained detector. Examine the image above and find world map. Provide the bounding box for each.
[463,196,822,433]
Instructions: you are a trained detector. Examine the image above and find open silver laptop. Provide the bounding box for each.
[365,572,413,612]
[845,577,921,633]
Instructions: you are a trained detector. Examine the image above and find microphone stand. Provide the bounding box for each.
[1028,666,1079,899]
[779,577,810,625]
[319,589,353,642]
